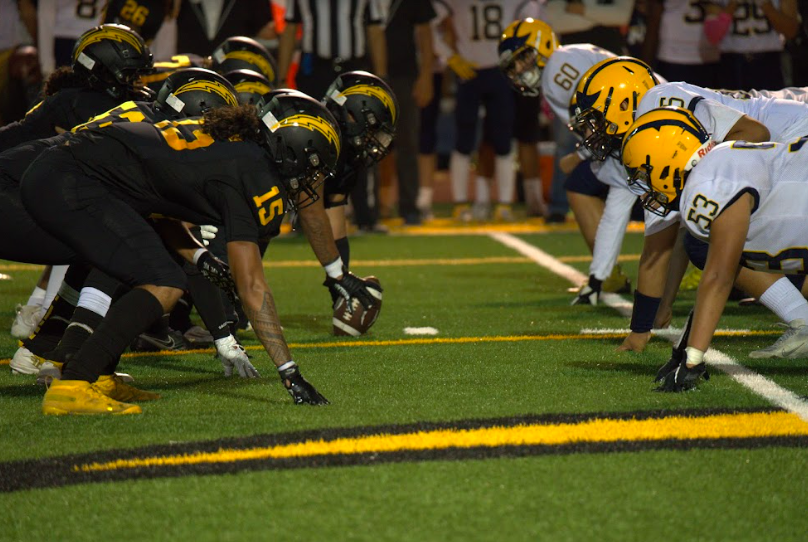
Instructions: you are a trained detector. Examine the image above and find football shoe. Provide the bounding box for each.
[42,379,141,415]
[9,346,46,375]
[10,303,44,339]
[749,319,808,359]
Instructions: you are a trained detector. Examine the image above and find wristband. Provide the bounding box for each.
[630,291,661,333]
[277,360,297,372]
[323,257,344,279]
[193,248,207,265]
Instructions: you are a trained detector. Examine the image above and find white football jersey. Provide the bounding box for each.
[52,0,103,38]
[639,82,808,145]
[541,43,615,122]
[446,0,544,68]
[716,0,784,54]
[658,0,720,65]
[713,87,808,104]
[680,139,808,275]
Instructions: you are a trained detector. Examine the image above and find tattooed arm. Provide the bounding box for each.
[227,240,291,366]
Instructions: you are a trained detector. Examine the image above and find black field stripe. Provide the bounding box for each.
[1,407,803,493]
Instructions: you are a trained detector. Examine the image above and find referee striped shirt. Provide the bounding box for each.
[285,0,385,61]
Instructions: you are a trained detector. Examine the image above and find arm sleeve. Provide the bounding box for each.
[590,185,637,281]
[693,99,746,143]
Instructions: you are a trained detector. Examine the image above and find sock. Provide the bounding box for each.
[62,288,164,382]
[759,277,808,323]
[450,152,471,203]
[495,154,516,204]
[26,286,46,308]
[474,176,490,205]
[335,236,350,268]
[42,265,69,310]
[186,273,229,340]
[22,281,80,355]
[169,292,194,333]
[417,187,433,211]
[47,307,104,363]
[76,287,111,316]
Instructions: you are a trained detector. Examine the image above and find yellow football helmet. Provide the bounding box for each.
[498,18,559,97]
[571,57,658,160]
[621,107,714,216]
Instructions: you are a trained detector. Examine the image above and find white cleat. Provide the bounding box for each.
[35,360,135,386]
[749,319,808,359]
[10,304,44,339]
[9,346,46,375]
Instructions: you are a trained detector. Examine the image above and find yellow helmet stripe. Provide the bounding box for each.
[235,81,272,95]
[175,80,238,107]
[75,27,143,59]
[339,85,397,124]
[225,51,275,81]
[270,114,341,156]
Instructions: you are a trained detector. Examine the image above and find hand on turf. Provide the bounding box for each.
[200,225,218,246]
[617,331,651,353]
[279,364,329,405]
[215,335,259,378]
[571,276,601,306]
[655,349,709,392]
[323,270,380,313]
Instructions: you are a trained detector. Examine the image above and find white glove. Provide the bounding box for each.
[215,334,260,378]
[200,225,219,246]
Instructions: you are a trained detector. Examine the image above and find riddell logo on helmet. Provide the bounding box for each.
[697,141,716,158]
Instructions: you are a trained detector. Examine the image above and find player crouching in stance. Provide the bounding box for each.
[621,107,808,391]
[23,93,337,414]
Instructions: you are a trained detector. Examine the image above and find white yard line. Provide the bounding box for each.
[489,232,808,423]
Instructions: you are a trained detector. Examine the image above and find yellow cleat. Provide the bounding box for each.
[94,374,160,402]
[680,266,702,291]
[603,264,632,294]
[42,379,141,415]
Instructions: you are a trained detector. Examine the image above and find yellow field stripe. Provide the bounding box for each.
[0,255,639,272]
[75,411,808,473]
[0,330,782,365]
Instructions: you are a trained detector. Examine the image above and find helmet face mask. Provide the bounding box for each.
[325,70,398,167]
[621,106,713,216]
[498,18,558,97]
[258,93,342,211]
[572,57,658,161]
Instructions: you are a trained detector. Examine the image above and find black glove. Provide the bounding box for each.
[655,357,709,392]
[571,275,602,306]
[279,364,329,405]
[656,309,695,382]
[197,251,237,301]
[323,269,381,312]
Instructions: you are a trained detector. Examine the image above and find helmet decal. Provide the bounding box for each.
[336,84,397,124]
[221,50,275,81]
[174,79,239,107]
[74,26,144,60]
[234,80,272,96]
[263,112,341,156]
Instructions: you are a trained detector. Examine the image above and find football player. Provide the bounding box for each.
[571,56,808,354]
[20,93,336,414]
[622,107,808,390]
[141,36,279,92]
[2,69,254,381]
[498,18,640,301]
[1,23,154,339]
[101,0,171,43]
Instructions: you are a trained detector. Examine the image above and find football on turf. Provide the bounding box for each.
[332,276,382,336]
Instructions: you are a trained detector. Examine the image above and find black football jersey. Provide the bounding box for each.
[63,120,288,242]
[0,88,122,153]
[102,0,167,42]
[0,101,166,186]
[141,54,208,92]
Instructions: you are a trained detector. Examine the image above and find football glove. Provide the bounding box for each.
[215,334,259,378]
[655,309,694,382]
[196,251,238,300]
[655,347,709,392]
[278,363,329,405]
[200,225,218,246]
[447,54,478,80]
[571,275,602,306]
[323,270,382,313]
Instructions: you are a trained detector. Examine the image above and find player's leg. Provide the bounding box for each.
[565,161,608,253]
[513,93,546,218]
[416,72,443,221]
[450,76,482,221]
[482,69,516,221]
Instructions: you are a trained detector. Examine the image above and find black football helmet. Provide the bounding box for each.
[324,70,397,166]
[71,23,154,100]
[154,67,239,118]
[210,36,279,86]
[224,69,273,106]
[258,92,341,210]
